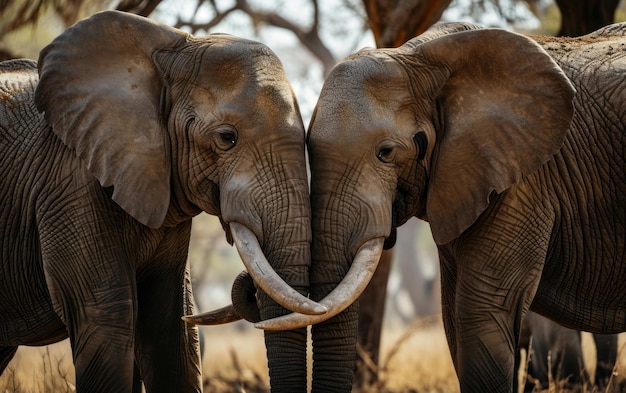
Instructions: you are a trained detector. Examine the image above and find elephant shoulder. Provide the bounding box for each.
[0,59,43,135]
[0,59,38,94]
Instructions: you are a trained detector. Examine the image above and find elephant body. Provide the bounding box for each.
[0,64,198,389]
[0,11,313,393]
[517,311,618,392]
[268,22,626,392]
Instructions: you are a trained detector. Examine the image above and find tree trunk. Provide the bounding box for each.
[354,248,394,388]
[555,0,619,37]
[363,0,452,47]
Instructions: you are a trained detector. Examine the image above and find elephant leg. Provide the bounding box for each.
[440,246,543,391]
[524,313,588,390]
[514,316,531,393]
[551,331,587,389]
[455,305,519,391]
[134,226,201,393]
[593,333,618,390]
[42,265,136,390]
[132,362,143,393]
[438,247,459,371]
[53,285,136,391]
[0,346,17,373]
[524,315,553,391]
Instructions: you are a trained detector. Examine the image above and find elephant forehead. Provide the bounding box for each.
[194,38,288,87]
[310,92,412,147]
[252,83,300,121]
[311,55,412,140]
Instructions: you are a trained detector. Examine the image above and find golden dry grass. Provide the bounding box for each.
[0,341,75,393]
[2,320,626,393]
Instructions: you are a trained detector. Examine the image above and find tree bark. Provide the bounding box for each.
[363,0,452,47]
[354,248,394,388]
[555,0,619,37]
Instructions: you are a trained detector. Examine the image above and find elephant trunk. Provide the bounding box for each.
[253,239,383,391]
[308,213,380,391]
[253,151,313,393]
[184,223,325,320]
[256,155,391,390]
[182,271,258,325]
[309,153,392,390]
[254,239,383,329]
[257,203,311,392]
[185,141,314,392]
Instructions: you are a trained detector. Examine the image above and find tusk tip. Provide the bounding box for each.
[302,301,327,315]
[254,318,305,331]
[181,315,196,324]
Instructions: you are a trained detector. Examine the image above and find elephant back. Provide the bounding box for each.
[0,59,45,138]
[536,22,626,83]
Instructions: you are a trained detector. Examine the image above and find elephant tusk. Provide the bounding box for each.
[183,270,260,325]
[230,222,328,316]
[182,304,242,325]
[254,237,384,330]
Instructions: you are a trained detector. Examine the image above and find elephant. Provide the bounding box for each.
[0,10,324,393]
[516,311,618,393]
[256,22,626,392]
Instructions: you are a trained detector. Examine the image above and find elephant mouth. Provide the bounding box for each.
[254,237,385,330]
[183,222,327,325]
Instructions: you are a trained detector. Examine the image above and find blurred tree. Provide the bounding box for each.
[3,0,624,62]
[364,0,452,47]
[0,0,164,60]
[166,0,340,76]
[556,0,620,36]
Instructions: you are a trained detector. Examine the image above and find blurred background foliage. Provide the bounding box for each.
[3,0,626,120]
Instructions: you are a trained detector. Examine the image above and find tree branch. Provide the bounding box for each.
[173,0,337,76]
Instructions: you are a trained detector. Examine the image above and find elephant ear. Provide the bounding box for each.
[35,11,188,228]
[411,27,575,244]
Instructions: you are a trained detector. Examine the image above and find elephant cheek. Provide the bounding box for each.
[219,176,263,238]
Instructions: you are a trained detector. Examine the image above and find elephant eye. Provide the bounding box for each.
[414,131,428,161]
[213,126,238,151]
[376,142,396,163]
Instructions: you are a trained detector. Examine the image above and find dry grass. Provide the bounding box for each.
[2,321,626,393]
[0,341,75,393]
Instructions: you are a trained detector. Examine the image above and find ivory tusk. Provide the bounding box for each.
[183,270,260,325]
[230,222,327,316]
[254,237,384,330]
[182,304,242,325]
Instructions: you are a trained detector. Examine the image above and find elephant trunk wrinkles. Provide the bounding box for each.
[307,172,389,391]
[309,243,358,392]
[259,236,309,393]
[256,161,311,393]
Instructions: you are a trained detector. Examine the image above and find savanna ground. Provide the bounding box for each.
[2,317,626,393]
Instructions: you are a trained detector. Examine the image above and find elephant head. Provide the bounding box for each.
[34,11,321,391]
[257,22,575,389]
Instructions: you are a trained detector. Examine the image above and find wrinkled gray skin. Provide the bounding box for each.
[305,22,626,392]
[0,11,311,393]
[516,311,618,392]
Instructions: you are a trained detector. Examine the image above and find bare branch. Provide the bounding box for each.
[173,0,337,76]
